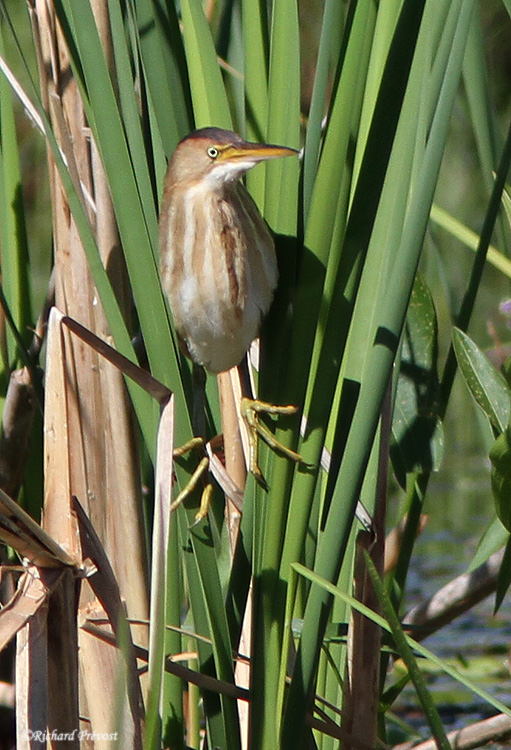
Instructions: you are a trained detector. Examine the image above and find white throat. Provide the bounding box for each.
[203,159,256,189]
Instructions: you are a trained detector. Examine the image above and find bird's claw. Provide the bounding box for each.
[240,397,302,485]
[172,397,302,519]
[172,440,212,524]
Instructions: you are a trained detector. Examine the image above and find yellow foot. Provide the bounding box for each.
[172,438,212,525]
[240,397,302,486]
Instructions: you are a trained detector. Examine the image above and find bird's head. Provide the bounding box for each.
[167,127,298,190]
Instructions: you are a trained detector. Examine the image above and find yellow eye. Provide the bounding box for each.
[207,146,219,159]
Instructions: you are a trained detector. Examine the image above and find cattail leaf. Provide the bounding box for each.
[180,0,232,130]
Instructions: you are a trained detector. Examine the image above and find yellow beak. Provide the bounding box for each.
[220,141,298,163]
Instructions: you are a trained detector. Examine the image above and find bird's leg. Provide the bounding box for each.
[171,364,213,524]
[238,359,302,485]
[192,362,207,439]
[170,453,212,516]
[241,398,301,484]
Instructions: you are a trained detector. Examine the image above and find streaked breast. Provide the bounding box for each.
[160,180,278,373]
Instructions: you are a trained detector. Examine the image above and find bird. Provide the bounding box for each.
[159,127,300,516]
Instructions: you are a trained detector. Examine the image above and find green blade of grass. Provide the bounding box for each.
[263,0,300,233]
[107,0,173,233]
[430,203,511,279]
[351,0,402,185]
[132,0,191,157]
[263,0,378,611]
[462,11,501,195]
[242,0,269,207]
[0,16,158,449]
[281,2,473,744]
[55,0,178,380]
[0,21,32,368]
[301,0,346,223]
[249,4,301,747]
[180,0,232,129]
[146,397,175,750]
[292,562,511,721]
[439,111,511,413]
[363,553,451,750]
[281,0,426,595]
[178,511,242,750]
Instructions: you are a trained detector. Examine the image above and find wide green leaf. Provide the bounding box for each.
[495,534,511,612]
[452,326,511,434]
[391,274,443,485]
[490,427,511,532]
[468,516,509,572]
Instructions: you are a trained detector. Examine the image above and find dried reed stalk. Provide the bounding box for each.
[342,383,391,750]
[12,2,150,746]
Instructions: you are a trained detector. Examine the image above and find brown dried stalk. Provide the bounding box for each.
[342,382,391,750]
[393,712,511,750]
[16,2,151,746]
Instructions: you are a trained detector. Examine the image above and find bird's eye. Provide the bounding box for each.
[207,147,219,159]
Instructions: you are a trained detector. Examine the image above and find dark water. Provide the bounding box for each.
[390,447,511,744]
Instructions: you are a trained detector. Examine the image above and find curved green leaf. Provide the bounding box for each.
[490,428,511,532]
[452,326,511,434]
[392,274,443,484]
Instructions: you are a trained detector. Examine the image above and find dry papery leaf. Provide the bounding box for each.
[0,489,101,654]
[0,567,65,652]
[0,485,80,569]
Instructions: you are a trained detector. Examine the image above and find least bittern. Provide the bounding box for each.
[159,127,300,518]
